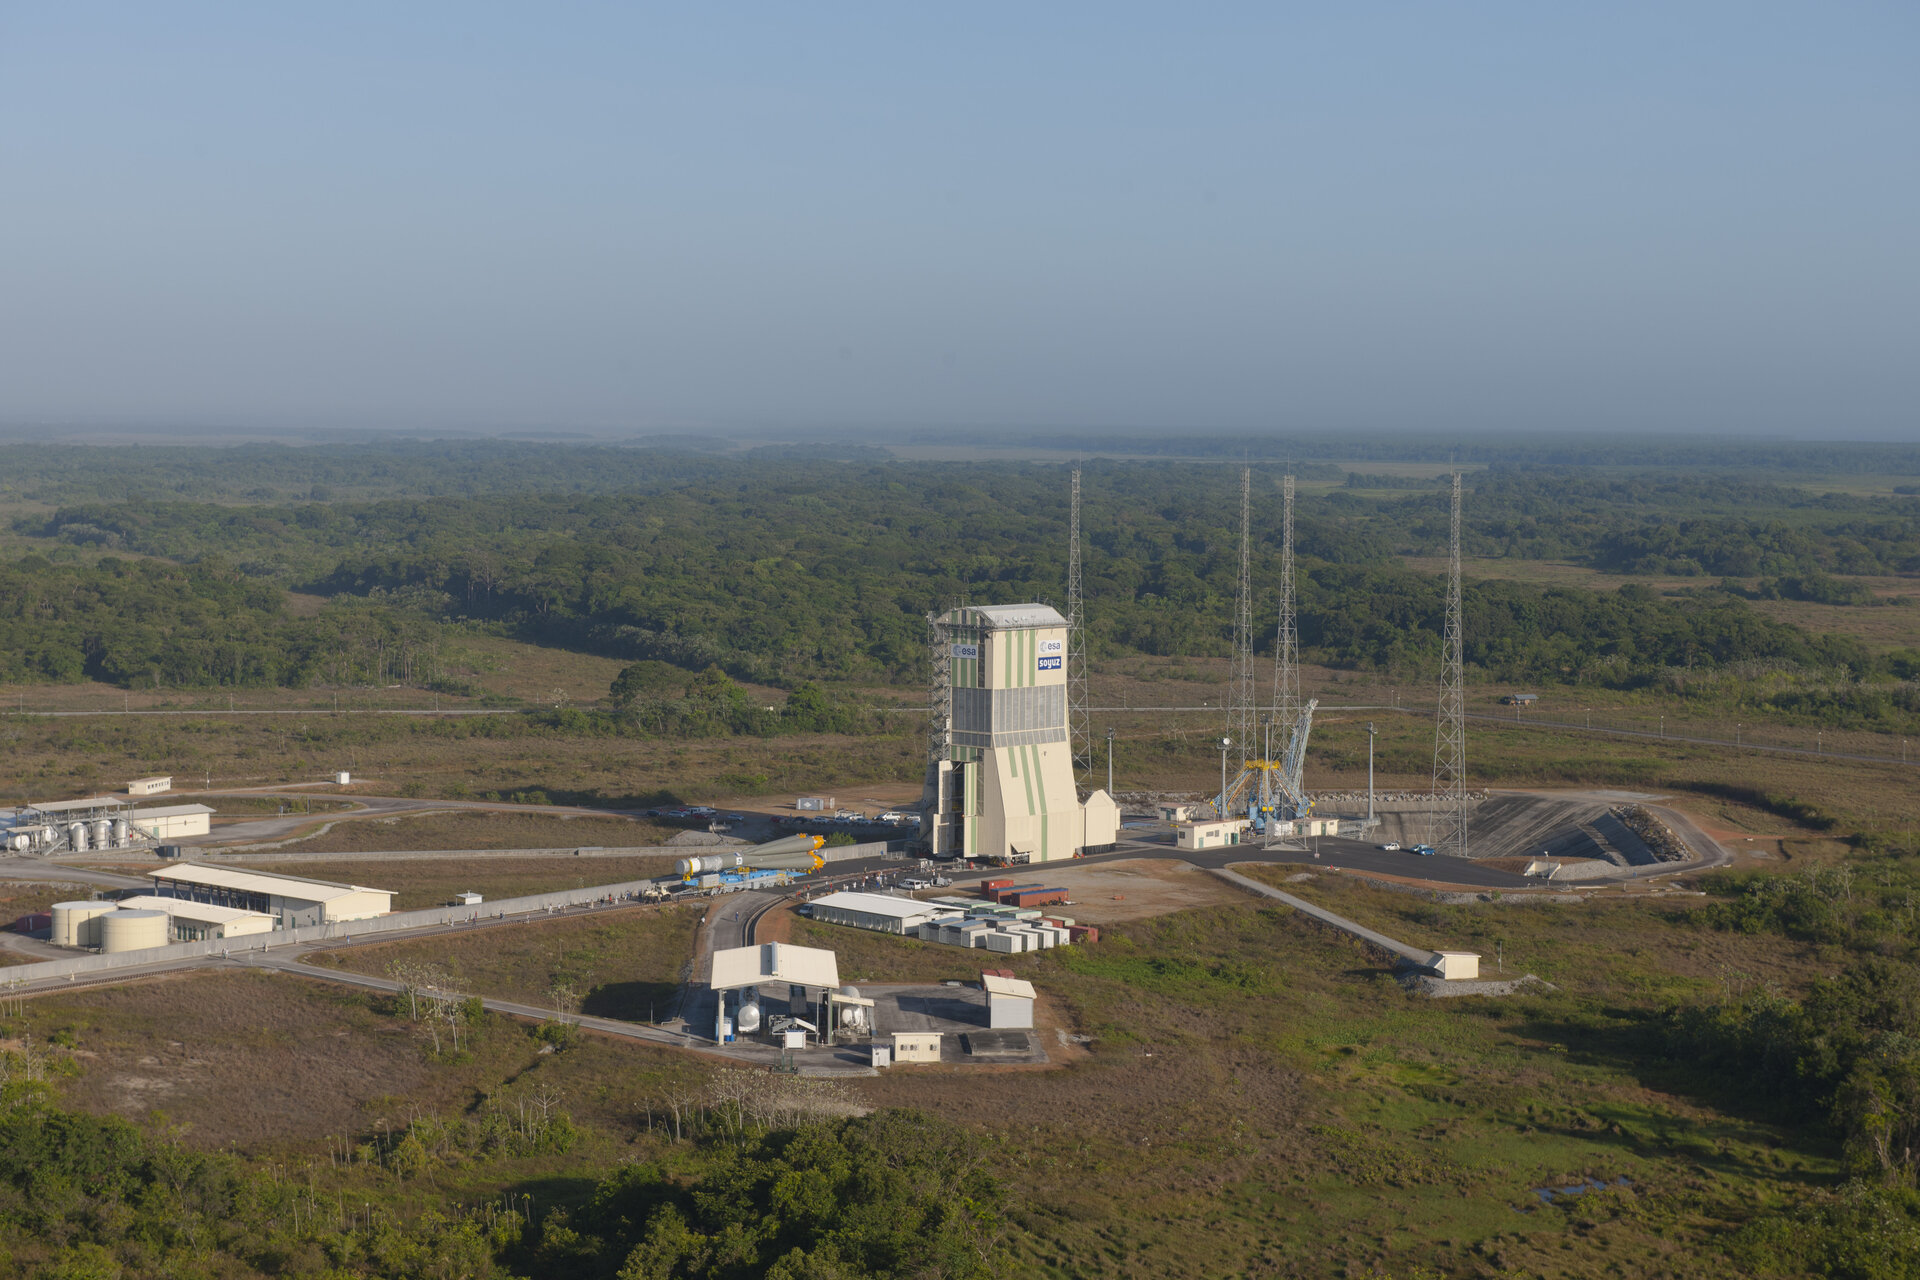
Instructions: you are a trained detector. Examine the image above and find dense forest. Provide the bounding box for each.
[1,444,1915,732]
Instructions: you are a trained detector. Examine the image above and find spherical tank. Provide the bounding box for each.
[736,993,762,1034]
[100,909,170,954]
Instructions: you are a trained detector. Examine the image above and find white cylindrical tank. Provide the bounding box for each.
[101,909,170,954]
[736,992,762,1035]
[68,822,88,852]
[92,819,113,850]
[51,901,115,947]
[4,833,27,852]
[112,819,130,847]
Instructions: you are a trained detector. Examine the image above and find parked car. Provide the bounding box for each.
[1378,841,1401,851]
[1410,844,1437,856]
[726,813,746,822]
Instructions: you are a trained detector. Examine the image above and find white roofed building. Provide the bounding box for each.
[113,895,273,942]
[145,864,392,929]
[805,891,960,935]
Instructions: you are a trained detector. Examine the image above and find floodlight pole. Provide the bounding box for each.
[1106,727,1116,797]
[1366,722,1376,823]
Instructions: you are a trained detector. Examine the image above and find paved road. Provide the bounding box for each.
[0,856,148,890]
[1070,833,1543,889]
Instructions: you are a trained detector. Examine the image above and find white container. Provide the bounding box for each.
[100,909,170,954]
[984,932,1018,954]
[334,771,351,785]
[50,901,114,947]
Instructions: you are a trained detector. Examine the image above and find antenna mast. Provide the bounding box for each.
[1430,473,1468,857]
[1067,467,1092,785]
[1229,467,1256,769]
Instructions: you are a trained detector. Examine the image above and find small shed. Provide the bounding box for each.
[454,891,484,906]
[983,973,1036,1029]
[869,1041,892,1068]
[1428,951,1481,980]
[1158,804,1195,823]
[127,776,172,797]
[1174,819,1250,851]
[891,1032,941,1063]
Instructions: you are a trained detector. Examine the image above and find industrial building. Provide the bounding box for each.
[4,796,211,851]
[804,891,959,935]
[128,804,214,840]
[1175,818,1251,850]
[707,941,843,1043]
[126,776,173,796]
[921,603,1122,863]
[144,865,393,928]
[113,895,274,942]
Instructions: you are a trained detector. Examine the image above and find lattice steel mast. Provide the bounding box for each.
[1430,472,1468,857]
[1272,472,1299,755]
[1228,467,1257,770]
[1067,467,1092,785]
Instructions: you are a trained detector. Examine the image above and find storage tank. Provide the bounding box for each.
[836,985,867,1031]
[92,819,113,850]
[4,833,27,852]
[68,822,89,852]
[50,901,115,947]
[100,909,170,954]
[112,819,130,847]
[736,992,762,1035]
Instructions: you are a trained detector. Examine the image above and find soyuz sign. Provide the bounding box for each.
[1038,656,1062,671]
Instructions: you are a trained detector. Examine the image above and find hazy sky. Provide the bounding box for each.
[3,4,1915,437]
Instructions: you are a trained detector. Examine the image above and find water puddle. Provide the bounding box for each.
[1531,1175,1632,1204]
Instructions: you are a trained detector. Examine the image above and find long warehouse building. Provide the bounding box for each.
[145,865,392,928]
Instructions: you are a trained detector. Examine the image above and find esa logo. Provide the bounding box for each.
[951,644,979,659]
[1038,639,1064,655]
[1038,656,1062,671]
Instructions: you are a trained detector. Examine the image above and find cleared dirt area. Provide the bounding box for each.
[273,809,677,853]
[937,857,1246,925]
[258,855,679,909]
[308,903,703,1021]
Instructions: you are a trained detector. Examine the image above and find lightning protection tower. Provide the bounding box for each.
[1272,472,1299,757]
[1067,468,1092,786]
[1228,467,1256,771]
[1430,472,1468,857]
